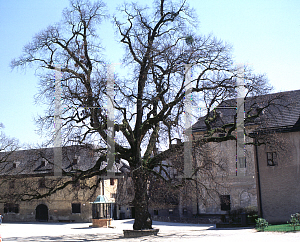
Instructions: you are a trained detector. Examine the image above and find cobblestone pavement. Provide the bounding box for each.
[1,219,300,242]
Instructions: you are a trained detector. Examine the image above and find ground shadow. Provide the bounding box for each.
[152,220,214,228]
[120,219,214,228]
[2,234,126,241]
[207,226,255,230]
[72,226,94,229]
[117,219,134,224]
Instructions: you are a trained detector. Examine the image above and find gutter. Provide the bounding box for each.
[254,137,263,218]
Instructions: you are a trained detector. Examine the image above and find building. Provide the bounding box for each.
[149,89,300,224]
[0,145,127,222]
[252,90,300,223]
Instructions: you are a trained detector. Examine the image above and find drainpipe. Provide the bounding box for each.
[254,137,263,218]
[102,178,105,196]
[192,133,200,216]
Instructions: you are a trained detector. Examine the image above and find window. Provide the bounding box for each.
[9,180,15,189]
[220,195,231,211]
[110,193,116,198]
[73,155,80,165]
[12,161,20,168]
[172,168,178,178]
[267,152,277,166]
[110,178,115,186]
[72,203,81,213]
[39,178,46,188]
[183,208,188,215]
[72,177,80,188]
[153,209,158,215]
[168,209,174,215]
[4,203,19,213]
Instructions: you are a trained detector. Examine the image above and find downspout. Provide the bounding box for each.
[192,133,200,216]
[254,137,263,218]
[102,178,105,196]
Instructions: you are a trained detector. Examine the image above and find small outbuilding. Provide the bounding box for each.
[90,195,114,227]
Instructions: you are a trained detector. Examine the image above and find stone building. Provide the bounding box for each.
[2,90,299,224]
[148,138,257,223]
[149,89,300,224]
[253,89,300,223]
[0,145,127,222]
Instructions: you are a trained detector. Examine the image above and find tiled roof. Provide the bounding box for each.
[0,145,124,176]
[192,89,300,133]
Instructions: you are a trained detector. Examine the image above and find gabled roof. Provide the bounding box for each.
[0,145,124,177]
[192,89,300,133]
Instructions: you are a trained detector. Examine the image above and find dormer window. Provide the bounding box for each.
[9,180,15,189]
[39,178,46,188]
[41,158,47,167]
[13,162,20,168]
[73,155,80,165]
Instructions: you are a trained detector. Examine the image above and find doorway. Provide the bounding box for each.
[131,206,135,218]
[36,204,48,221]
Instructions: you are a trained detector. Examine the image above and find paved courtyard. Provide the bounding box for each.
[0,219,300,241]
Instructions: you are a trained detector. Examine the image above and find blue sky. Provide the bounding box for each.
[0,0,299,146]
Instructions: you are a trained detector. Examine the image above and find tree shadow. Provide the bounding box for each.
[2,234,126,241]
[117,219,134,224]
[207,226,255,230]
[72,226,94,229]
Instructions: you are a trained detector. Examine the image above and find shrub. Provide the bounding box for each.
[287,213,300,231]
[228,206,258,224]
[255,218,268,231]
[228,208,243,223]
[245,206,258,224]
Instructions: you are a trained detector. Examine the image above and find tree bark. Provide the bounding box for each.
[132,168,152,230]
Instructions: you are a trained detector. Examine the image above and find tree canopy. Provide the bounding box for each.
[11,0,272,230]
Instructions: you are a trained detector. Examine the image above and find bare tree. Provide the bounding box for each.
[0,123,21,200]
[0,123,20,169]
[11,0,272,230]
[0,123,19,151]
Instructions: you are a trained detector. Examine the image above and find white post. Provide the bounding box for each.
[54,64,62,176]
[183,64,193,178]
[106,64,115,177]
[236,65,246,176]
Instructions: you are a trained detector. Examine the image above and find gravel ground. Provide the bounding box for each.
[0,219,300,242]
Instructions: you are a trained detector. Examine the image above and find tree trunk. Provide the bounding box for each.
[132,168,152,230]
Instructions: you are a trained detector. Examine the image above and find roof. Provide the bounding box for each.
[91,195,113,204]
[192,89,300,133]
[0,145,125,177]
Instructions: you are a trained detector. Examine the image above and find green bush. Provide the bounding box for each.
[228,206,258,224]
[287,213,300,231]
[255,218,268,231]
[228,208,244,223]
[245,206,258,224]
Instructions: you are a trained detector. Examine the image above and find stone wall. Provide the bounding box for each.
[0,176,119,222]
[257,131,300,223]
